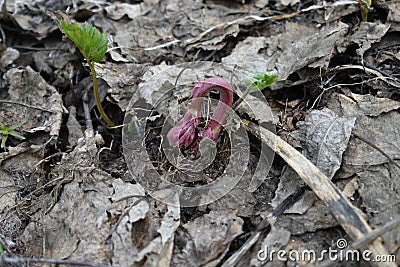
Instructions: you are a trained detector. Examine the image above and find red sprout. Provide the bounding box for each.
[167,77,234,150]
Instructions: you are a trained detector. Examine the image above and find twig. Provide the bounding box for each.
[222,187,307,267]
[222,221,271,267]
[363,61,400,83]
[34,151,66,170]
[353,133,400,170]
[12,45,69,51]
[316,217,400,267]
[0,20,6,44]
[241,120,395,267]
[0,100,55,113]
[330,65,400,89]
[0,256,112,267]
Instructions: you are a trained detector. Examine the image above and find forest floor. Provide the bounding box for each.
[0,0,399,266]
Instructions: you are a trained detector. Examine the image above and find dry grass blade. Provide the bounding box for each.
[242,119,396,267]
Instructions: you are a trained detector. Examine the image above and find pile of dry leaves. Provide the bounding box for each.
[0,0,399,266]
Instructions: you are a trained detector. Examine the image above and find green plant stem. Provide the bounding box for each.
[87,60,115,128]
[232,87,252,111]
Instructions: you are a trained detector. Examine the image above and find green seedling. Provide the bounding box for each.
[60,20,115,129]
[0,120,26,148]
[357,0,371,22]
[233,71,278,110]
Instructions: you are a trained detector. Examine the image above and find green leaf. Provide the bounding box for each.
[0,121,26,148]
[0,243,3,254]
[9,131,26,140]
[9,120,27,130]
[1,134,7,148]
[60,20,108,62]
[244,72,278,91]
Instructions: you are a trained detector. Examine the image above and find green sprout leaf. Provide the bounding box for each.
[0,244,3,254]
[357,0,372,22]
[60,20,108,62]
[0,120,26,148]
[244,71,278,91]
[58,19,116,129]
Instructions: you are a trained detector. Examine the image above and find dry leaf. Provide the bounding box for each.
[105,3,143,20]
[1,66,63,138]
[339,22,390,57]
[222,21,349,89]
[272,108,355,214]
[175,211,244,266]
[328,93,400,166]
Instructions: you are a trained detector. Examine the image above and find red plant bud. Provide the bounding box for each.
[167,77,233,150]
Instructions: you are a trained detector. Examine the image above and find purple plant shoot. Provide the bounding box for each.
[167,77,234,150]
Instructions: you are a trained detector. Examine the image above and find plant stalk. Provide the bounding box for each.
[87,60,115,128]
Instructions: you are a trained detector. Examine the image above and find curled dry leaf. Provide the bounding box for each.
[1,66,63,138]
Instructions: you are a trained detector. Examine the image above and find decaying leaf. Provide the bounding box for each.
[357,165,400,255]
[1,66,63,138]
[94,62,150,111]
[294,108,356,177]
[0,48,19,70]
[248,226,290,266]
[66,106,84,147]
[328,93,400,166]
[21,131,112,263]
[223,21,349,89]
[328,92,400,117]
[111,197,180,266]
[272,108,355,214]
[326,92,400,259]
[339,22,391,57]
[387,1,400,29]
[173,211,243,266]
[105,3,143,20]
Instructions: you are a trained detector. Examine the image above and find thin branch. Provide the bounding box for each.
[353,133,400,170]
[221,187,306,267]
[330,65,400,89]
[317,217,400,267]
[0,100,55,113]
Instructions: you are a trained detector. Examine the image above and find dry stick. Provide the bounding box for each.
[330,65,400,89]
[222,187,307,267]
[241,120,395,267]
[353,133,400,170]
[363,61,400,83]
[317,216,400,267]
[0,99,55,113]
